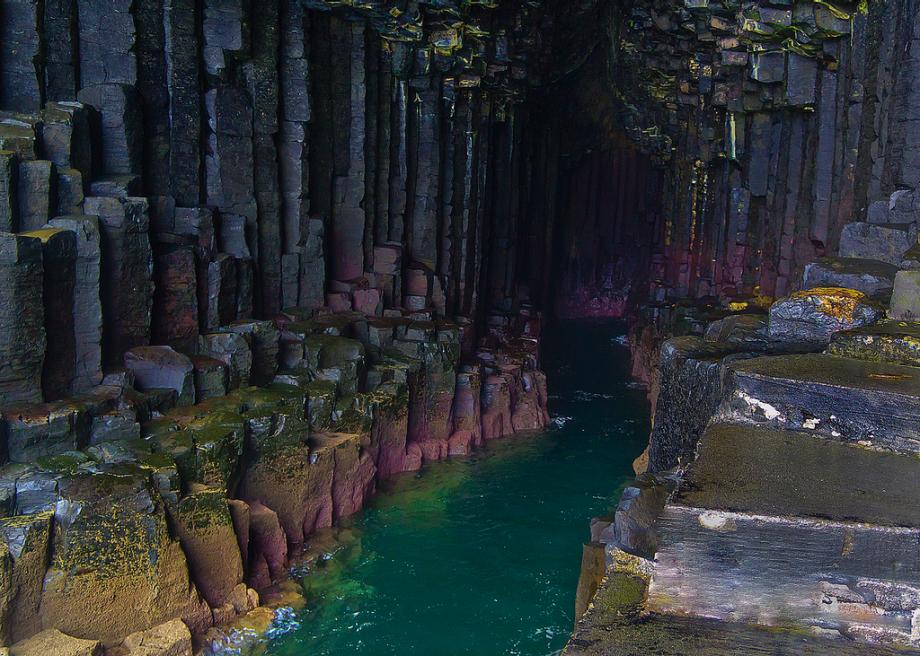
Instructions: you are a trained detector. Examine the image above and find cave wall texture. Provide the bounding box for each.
[0,0,918,651]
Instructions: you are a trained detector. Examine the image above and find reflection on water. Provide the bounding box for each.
[264,320,650,656]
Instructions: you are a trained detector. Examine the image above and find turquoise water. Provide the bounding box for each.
[264,320,649,656]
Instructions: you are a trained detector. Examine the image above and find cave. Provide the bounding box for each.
[0,0,918,653]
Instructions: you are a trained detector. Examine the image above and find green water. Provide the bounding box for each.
[264,320,649,656]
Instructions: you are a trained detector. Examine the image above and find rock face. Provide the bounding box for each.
[768,288,883,345]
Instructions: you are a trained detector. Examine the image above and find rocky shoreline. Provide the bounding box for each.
[0,306,550,656]
[567,187,920,654]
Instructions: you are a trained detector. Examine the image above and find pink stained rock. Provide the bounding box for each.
[404,442,423,471]
[370,387,410,479]
[447,430,473,456]
[326,291,352,313]
[451,370,482,446]
[417,438,449,463]
[352,288,382,317]
[510,369,549,432]
[331,435,377,521]
[246,501,288,590]
[481,373,514,440]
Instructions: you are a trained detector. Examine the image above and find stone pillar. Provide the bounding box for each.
[76,0,137,87]
[77,83,143,177]
[164,0,202,206]
[21,228,77,401]
[0,233,45,405]
[48,215,103,393]
[85,196,153,368]
[0,0,43,112]
[16,161,56,231]
[152,242,199,354]
[0,151,17,232]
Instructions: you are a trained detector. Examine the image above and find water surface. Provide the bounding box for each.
[265,320,649,656]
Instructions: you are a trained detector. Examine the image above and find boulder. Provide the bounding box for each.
[10,629,101,656]
[120,619,192,656]
[768,287,882,345]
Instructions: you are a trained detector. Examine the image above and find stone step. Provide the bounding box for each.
[802,256,898,300]
[839,221,918,266]
[567,574,920,656]
[645,422,920,648]
[719,353,920,454]
[828,320,920,367]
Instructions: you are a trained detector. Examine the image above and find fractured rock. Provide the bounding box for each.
[768,288,882,345]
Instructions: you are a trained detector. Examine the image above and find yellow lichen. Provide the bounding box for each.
[790,287,867,322]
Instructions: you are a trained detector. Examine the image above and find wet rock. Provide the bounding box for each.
[125,346,195,406]
[228,321,279,386]
[720,353,920,454]
[151,244,199,353]
[451,370,482,446]
[829,320,920,367]
[611,474,677,559]
[648,337,741,473]
[55,169,84,215]
[304,334,365,396]
[120,619,192,656]
[203,253,237,332]
[41,103,93,182]
[0,151,17,232]
[768,287,883,345]
[246,501,288,590]
[480,373,514,441]
[9,629,101,656]
[76,0,136,86]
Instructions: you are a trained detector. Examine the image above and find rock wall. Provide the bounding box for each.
[550,0,920,315]
[0,0,558,650]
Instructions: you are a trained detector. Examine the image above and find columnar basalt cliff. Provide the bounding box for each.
[2,0,920,653]
[0,1,560,652]
[563,1,920,653]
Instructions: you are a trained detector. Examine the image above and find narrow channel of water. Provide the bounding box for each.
[264,319,649,656]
